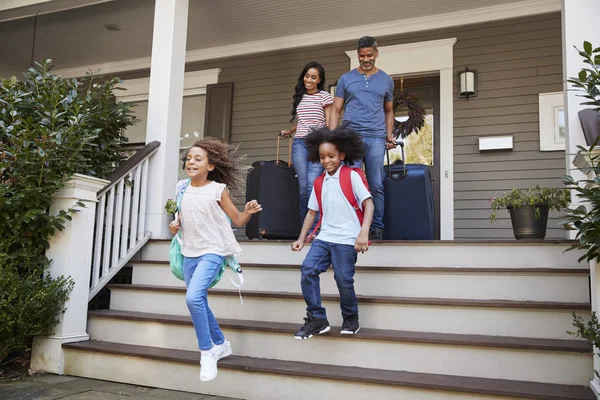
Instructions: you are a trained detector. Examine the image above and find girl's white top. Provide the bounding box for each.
[179,181,242,258]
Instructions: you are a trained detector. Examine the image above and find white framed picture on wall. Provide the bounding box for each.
[539,91,565,151]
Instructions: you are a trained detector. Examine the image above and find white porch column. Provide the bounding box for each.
[30,174,109,374]
[563,2,600,393]
[144,0,189,239]
[562,0,600,238]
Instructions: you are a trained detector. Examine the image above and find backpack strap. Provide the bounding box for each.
[305,174,325,243]
[339,166,370,225]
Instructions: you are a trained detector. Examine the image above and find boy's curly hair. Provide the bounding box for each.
[181,137,249,191]
[305,125,365,165]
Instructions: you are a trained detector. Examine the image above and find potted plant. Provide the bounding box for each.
[490,186,570,240]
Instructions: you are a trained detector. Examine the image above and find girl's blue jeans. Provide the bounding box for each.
[183,254,225,351]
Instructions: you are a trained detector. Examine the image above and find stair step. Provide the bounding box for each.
[134,260,591,274]
[107,284,590,339]
[131,261,590,302]
[140,240,585,269]
[89,309,591,353]
[108,284,590,310]
[88,309,593,385]
[63,340,595,400]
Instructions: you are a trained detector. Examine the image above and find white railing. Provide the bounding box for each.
[89,141,160,300]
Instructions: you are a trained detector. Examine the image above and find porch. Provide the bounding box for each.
[2,0,600,398]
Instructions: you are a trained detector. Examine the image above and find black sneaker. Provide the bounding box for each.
[369,228,384,240]
[340,314,360,335]
[294,313,330,339]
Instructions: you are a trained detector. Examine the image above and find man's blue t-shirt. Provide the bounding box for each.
[335,69,394,138]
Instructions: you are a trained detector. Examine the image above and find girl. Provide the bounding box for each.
[281,61,333,223]
[291,126,374,339]
[169,137,262,382]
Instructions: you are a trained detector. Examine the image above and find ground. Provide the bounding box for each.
[0,373,241,400]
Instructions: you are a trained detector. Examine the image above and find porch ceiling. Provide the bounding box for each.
[0,0,553,76]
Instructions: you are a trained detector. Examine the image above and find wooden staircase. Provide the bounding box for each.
[64,240,595,399]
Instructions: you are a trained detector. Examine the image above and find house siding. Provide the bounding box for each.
[121,12,565,240]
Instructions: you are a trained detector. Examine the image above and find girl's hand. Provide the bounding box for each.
[354,233,369,253]
[291,240,304,252]
[245,200,263,214]
[280,130,292,138]
[169,220,180,235]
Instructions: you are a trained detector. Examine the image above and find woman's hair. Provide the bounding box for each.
[181,137,249,190]
[305,125,365,165]
[290,61,326,123]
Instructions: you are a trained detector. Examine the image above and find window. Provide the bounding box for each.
[539,92,565,151]
[115,69,220,179]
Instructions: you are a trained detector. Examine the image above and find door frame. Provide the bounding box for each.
[345,38,456,240]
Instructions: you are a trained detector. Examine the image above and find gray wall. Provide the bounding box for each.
[124,12,566,240]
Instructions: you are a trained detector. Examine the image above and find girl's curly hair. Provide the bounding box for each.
[305,125,365,165]
[181,137,249,191]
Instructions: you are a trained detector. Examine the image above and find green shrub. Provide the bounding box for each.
[0,265,73,362]
[0,60,136,362]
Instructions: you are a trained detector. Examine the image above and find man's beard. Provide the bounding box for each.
[361,62,374,70]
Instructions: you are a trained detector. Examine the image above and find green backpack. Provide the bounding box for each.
[169,179,244,290]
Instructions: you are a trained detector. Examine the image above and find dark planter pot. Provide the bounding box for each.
[508,204,549,240]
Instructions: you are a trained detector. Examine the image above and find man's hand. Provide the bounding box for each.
[386,134,397,150]
[169,220,180,235]
[355,232,370,253]
[291,240,305,252]
[245,200,263,214]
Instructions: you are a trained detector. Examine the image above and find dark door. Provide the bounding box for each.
[391,75,440,239]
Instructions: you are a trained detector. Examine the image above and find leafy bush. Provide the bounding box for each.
[489,186,570,222]
[0,60,136,362]
[561,42,600,263]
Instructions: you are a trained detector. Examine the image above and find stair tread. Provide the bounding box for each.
[133,260,590,274]
[63,340,594,400]
[148,238,579,245]
[107,283,591,310]
[89,309,591,353]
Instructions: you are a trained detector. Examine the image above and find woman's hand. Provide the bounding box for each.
[244,200,263,214]
[291,240,305,252]
[354,232,369,253]
[169,220,180,235]
[280,130,292,138]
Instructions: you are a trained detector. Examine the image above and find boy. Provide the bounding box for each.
[291,126,374,339]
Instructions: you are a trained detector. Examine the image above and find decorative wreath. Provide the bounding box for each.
[393,90,426,139]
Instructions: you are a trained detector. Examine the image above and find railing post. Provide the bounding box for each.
[30,174,109,374]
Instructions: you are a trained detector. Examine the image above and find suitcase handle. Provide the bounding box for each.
[385,139,406,178]
[276,133,292,167]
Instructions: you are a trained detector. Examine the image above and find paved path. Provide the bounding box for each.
[0,374,241,400]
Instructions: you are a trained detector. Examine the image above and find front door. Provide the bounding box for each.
[390,75,441,239]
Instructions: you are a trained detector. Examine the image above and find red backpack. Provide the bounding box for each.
[306,165,371,242]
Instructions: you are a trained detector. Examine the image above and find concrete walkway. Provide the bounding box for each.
[0,374,241,400]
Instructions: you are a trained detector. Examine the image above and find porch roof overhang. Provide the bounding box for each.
[0,0,561,78]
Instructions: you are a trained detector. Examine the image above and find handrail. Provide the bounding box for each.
[89,141,161,300]
[98,141,160,198]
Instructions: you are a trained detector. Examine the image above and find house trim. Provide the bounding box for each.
[114,69,221,102]
[345,38,457,240]
[53,0,559,78]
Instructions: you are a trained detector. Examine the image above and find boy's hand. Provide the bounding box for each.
[355,232,369,253]
[245,200,263,214]
[291,240,305,252]
[169,220,180,235]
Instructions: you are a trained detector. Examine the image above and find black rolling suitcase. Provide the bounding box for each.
[383,140,435,240]
[245,135,302,239]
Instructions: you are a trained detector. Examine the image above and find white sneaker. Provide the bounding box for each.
[214,339,232,361]
[200,348,218,382]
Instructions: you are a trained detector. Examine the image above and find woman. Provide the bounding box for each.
[281,61,333,223]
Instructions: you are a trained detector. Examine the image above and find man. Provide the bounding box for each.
[329,36,396,240]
